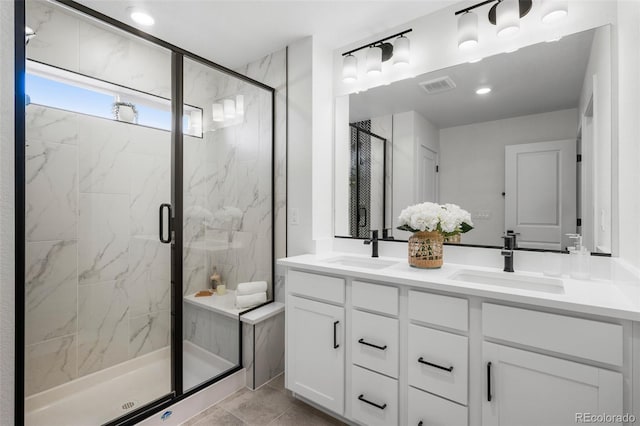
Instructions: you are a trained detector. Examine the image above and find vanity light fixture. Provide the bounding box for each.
[455,0,533,44]
[393,35,411,66]
[476,86,492,95]
[223,99,236,119]
[540,0,568,23]
[212,103,224,122]
[341,29,412,82]
[366,46,383,75]
[496,0,520,37]
[130,10,155,26]
[457,11,479,49]
[342,54,358,82]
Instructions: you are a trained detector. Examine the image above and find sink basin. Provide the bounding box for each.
[323,256,398,270]
[450,269,564,294]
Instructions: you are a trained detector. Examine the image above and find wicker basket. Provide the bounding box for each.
[444,234,461,244]
[408,231,444,269]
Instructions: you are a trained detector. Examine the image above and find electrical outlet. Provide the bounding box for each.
[290,208,300,225]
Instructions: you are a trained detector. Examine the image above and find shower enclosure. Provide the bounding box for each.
[18,1,274,425]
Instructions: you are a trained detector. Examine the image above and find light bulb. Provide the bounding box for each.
[458,11,479,50]
[212,103,224,122]
[541,0,568,23]
[366,46,382,75]
[130,11,154,26]
[342,54,358,82]
[223,99,235,119]
[496,0,520,38]
[393,35,410,66]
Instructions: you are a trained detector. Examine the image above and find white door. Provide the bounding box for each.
[418,145,438,202]
[286,295,345,414]
[505,140,576,250]
[483,342,622,426]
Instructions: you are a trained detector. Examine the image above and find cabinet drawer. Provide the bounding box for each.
[408,325,468,405]
[408,386,468,426]
[352,310,399,378]
[482,304,623,366]
[409,290,468,331]
[351,365,398,426]
[287,270,345,304]
[352,281,398,316]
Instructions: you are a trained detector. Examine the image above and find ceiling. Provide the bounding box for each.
[75,0,455,69]
[350,28,596,129]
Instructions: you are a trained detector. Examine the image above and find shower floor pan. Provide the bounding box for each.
[25,341,235,426]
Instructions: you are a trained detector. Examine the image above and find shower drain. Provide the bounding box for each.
[122,401,136,411]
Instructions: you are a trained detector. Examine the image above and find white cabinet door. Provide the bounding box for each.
[287,295,345,415]
[483,342,622,426]
[408,386,468,426]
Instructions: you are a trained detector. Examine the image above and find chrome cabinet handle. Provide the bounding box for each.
[358,338,387,351]
[418,357,454,372]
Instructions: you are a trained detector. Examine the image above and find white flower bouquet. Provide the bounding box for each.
[397,202,474,236]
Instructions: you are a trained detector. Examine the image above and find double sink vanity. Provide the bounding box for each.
[277,251,639,426]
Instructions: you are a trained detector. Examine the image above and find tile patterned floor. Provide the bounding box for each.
[180,374,347,426]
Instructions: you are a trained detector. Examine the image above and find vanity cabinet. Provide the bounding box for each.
[282,265,631,426]
[286,271,346,415]
[482,303,623,426]
[482,342,622,426]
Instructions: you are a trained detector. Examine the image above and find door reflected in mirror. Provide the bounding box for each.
[334,26,612,254]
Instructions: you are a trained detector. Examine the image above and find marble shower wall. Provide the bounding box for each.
[26,0,171,99]
[182,51,285,298]
[25,105,172,396]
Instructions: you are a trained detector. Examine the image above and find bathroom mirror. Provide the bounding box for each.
[334,26,612,254]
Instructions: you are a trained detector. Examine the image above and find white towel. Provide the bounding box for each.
[236,281,268,296]
[235,292,267,309]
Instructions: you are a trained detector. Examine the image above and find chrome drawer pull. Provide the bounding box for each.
[418,357,454,372]
[358,338,387,351]
[358,394,387,410]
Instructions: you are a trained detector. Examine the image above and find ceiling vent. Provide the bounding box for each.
[419,76,457,94]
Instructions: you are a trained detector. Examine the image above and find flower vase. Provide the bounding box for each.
[408,231,444,268]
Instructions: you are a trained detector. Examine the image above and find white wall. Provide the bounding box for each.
[334,96,350,237]
[0,0,15,422]
[287,37,315,255]
[311,38,334,251]
[334,1,618,97]
[439,109,578,247]
[392,111,440,240]
[616,0,640,270]
[579,25,612,253]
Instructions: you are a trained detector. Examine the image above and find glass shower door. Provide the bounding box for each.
[24,1,173,424]
[181,57,274,391]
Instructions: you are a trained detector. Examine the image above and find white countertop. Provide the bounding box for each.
[277,253,640,321]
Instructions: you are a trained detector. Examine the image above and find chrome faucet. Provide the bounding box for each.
[364,230,379,258]
[501,234,515,272]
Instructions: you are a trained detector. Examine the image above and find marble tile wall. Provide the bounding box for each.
[25,105,172,395]
[182,50,285,298]
[241,312,285,390]
[26,0,171,99]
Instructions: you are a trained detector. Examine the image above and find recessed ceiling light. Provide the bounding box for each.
[131,11,154,26]
[476,87,492,95]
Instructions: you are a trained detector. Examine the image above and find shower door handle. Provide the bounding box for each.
[159,203,172,243]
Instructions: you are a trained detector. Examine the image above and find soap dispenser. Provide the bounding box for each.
[566,234,590,280]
